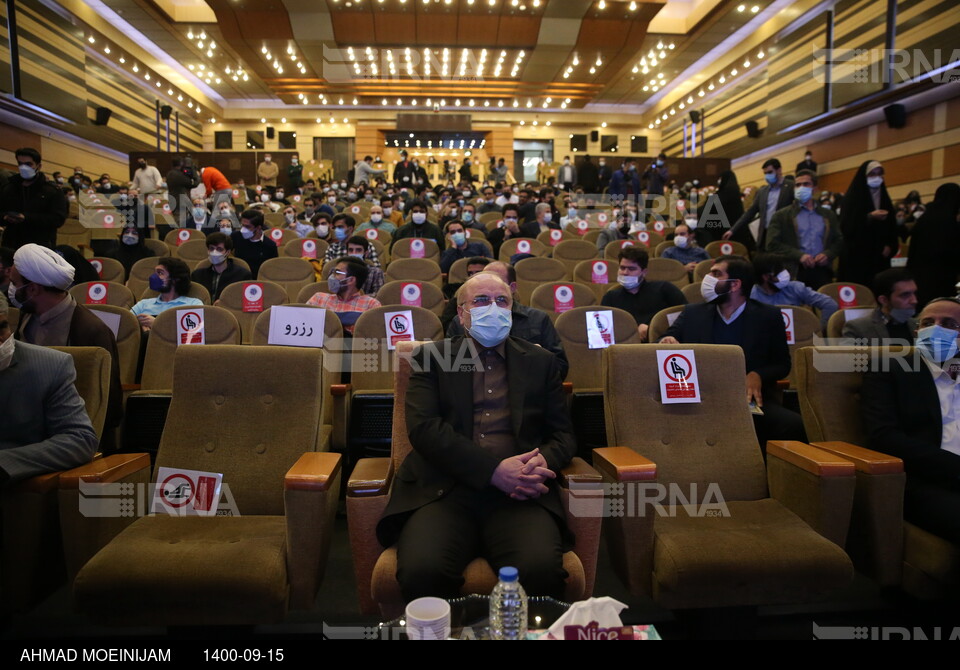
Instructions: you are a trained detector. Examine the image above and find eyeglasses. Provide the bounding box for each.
[464,295,510,308]
[919,317,960,332]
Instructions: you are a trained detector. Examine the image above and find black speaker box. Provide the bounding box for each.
[93,106,112,126]
[266,126,275,139]
[590,130,599,143]
[883,104,907,129]
[689,110,701,124]
[745,120,761,138]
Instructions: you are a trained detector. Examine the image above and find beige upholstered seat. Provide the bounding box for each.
[572,259,619,302]
[595,344,855,609]
[258,257,318,302]
[384,258,443,289]
[376,280,446,318]
[70,281,135,310]
[515,256,569,304]
[73,345,341,625]
[529,282,598,324]
[217,279,290,344]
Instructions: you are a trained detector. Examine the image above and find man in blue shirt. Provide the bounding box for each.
[765,169,842,289]
[130,257,203,332]
[723,158,794,251]
[750,254,838,331]
[662,222,710,273]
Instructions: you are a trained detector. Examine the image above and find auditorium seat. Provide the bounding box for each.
[217,279,290,344]
[163,228,205,254]
[596,344,855,609]
[283,237,329,261]
[515,257,568,304]
[705,240,750,259]
[648,305,687,343]
[376,280,446,318]
[553,240,599,277]
[73,345,341,626]
[390,238,440,264]
[84,304,141,385]
[529,282,598,323]
[818,282,877,308]
[498,237,548,263]
[258,257,318,302]
[573,259,619,302]
[646,257,690,288]
[172,239,210,270]
[88,257,126,283]
[139,282,211,306]
[70,281,135,310]
[384,258,443,289]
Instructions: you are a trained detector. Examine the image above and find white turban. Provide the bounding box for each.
[14,244,75,290]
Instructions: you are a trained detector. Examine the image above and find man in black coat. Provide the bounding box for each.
[0,148,67,250]
[378,273,576,601]
[660,255,805,448]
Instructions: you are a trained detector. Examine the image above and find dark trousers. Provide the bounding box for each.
[396,486,567,602]
[753,400,807,452]
[904,477,960,544]
[797,265,833,291]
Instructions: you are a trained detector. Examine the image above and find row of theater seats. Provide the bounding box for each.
[8,340,953,625]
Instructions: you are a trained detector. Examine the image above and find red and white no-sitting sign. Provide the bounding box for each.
[301,239,317,259]
[177,229,191,246]
[103,213,115,228]
[366,228,378,240]
[86,282,108,305]
[653,221,665,232]
[242,283,264,313]
[177,310,205,345]
[577,220,589,236]
[401,282,422,307]
[270,228,284,242]
[90,259,103,277]
[720,242,733,255]
[657,349,701,404]
[549,229,563,246]
[598,213,608,224]
[781,308,796,345]
[384,310,414,350]
[620,240,634,249]
[554,284,575,313]
[637,231,650,247]
[517,240,531,254]
[591,261,609,284]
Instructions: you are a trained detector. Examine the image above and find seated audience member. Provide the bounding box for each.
[446,261,568,380]
[661,222,710,273]
[283,205,311,239]
[191,232,252,302]
[231,209,278,279]
[460,202,484,233]
[311,212,334,244]
[130,257,203,332]
[660,255,806,447]
[440,256,493,330]
[186,197,214,232]
[861,297,960,542]
[765,169,842,289]
[487,203,529,258]
[105,224,157,276]
[601,246,687,341]
[325,215,381,267]
[345,236,385,297]
[0,312,98,486]
[842,268,918,343]
[750,253,838,331]
[306,256,381,334]
[376,272,575,601]
[477,185,501,215]
[440,220,492,273]
[356,203,397,236]
[9,244,123,445]
[393,200,446,252]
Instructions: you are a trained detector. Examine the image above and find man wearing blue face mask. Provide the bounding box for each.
[323,214,380,267]
[861,297,960,543]
[724,158,794,252]
[765,170,842,289]
[378,272,575,601]
[439,220,492,273]
[231,210,278,279]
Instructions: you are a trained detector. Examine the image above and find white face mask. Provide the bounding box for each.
[315,224,329,237]
[674,234,689,249]
[700,274,733,303]
[0,334,14,372]
[774,270,791,289]
[260,194,270,202]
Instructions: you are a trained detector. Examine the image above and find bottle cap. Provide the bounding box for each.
[498,566,519,582]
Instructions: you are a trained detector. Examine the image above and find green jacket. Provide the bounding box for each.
[766,202,843,262]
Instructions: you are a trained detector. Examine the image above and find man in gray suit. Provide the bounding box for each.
[0,312,97,486]
[723,158,794,251]
[842,268,918,344]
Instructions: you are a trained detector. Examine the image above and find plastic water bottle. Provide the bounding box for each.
[489,566,528,640]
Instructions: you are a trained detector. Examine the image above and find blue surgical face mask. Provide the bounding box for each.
[467,302,512,347]
[334,227,348,241]
[916,325,959,363]
[451,232,467,247]
[462,211,474,223]
[764,172,778,185]
[867,175,883,189]
[794,186,813,204]
[148,273,169,292]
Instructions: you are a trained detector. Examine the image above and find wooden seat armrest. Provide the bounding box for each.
[810,441,904,475]
[121,383,141,392]
[330,383,352,397]
[592,447,657,482]
[10,471,61,494]
[58,453,151,489]
[559,457,602,486]
[347,458,393,497]
[562,382,573,395]
[284,452,342,492]
[767,441,855,477]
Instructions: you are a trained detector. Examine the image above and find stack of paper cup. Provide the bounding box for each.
[405,597,451,640]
